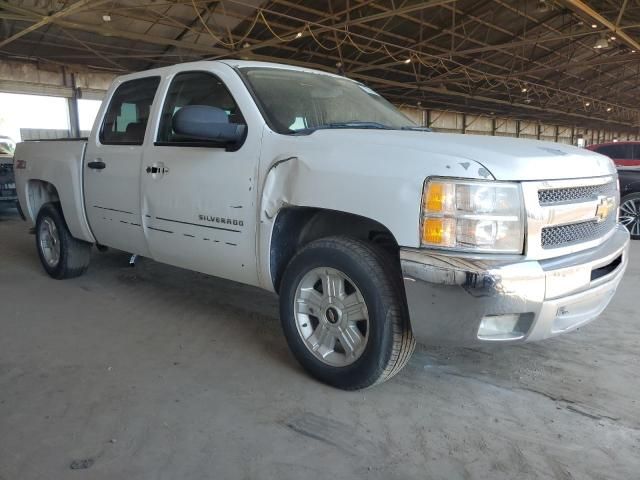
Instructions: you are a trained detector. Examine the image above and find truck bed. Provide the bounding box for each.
[14,139,94,242]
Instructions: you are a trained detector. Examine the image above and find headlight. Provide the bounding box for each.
[421,178,524,253]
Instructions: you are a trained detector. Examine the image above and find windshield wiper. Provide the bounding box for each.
[400,126,433,132]
[296,121,393,133]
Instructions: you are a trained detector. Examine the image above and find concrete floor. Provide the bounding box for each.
[1,206,639,480]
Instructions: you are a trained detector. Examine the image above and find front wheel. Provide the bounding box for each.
[620,192,640,239]
[35,203,92,279]
[279,237,415,390]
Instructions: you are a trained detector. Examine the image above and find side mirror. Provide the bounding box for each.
[172,105,245,145]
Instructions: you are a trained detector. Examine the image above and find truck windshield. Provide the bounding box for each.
[238,66,417,134]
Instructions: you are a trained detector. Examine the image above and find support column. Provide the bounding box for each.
[63,68,80,138]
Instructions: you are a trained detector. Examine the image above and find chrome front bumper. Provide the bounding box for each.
[400,224,630,346]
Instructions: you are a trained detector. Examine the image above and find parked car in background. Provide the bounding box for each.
[618,167,640,239]
[0,144,17,208]
[587,141,640,167]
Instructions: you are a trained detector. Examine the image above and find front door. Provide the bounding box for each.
[84,76,160,255]
[141,70,260,285]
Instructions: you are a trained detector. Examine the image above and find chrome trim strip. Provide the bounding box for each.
[546,201,601,225]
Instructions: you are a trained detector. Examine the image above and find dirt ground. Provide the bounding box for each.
[1,206,638,480]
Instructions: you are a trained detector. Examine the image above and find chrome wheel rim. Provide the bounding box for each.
[293,267,369,367]
[620,198,640,237]
[39,217,61,267]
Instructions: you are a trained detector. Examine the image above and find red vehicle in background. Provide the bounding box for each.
[587,141,640,167]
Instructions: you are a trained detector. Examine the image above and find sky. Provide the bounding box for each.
[0,93,102,141]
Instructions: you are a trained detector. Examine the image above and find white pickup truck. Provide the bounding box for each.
[14,60,630,390]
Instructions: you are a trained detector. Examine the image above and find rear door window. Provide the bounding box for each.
[100,76,161,145]
[596,144,633,159]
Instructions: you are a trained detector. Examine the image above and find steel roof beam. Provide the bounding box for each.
[561,0,640,51]
[0,0,111,49]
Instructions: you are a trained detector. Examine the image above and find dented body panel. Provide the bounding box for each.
[255,128,492,290]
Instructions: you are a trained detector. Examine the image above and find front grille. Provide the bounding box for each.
[541,215,616,249]
[538,181,616,205]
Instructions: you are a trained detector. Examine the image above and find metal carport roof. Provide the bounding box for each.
[0,0,638,132]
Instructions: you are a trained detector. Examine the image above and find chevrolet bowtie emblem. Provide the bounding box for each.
[595,196,615,223]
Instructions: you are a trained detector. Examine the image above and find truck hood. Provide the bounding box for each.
[304,129,616,181]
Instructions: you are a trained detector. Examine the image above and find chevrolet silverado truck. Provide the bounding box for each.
[13,60,630,390]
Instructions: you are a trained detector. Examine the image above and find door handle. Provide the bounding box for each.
[87,160,106,170]
[145,164,169,175]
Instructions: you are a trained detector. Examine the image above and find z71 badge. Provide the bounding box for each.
[199,214,244,227]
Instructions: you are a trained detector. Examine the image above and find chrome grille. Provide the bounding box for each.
[541,215,616,249]
[523,176,618,258]
[538,181,616,205]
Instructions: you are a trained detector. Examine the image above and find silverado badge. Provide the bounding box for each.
[199,214,244,227]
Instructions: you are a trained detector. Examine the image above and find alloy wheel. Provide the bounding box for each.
[39,217,61,267]
[620,198,640,237]
[293,267,369,367]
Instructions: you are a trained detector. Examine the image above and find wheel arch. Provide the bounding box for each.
[25,179,61,222]
[269,206,401,293]
[621,182,640,197]
[24,178,95,243]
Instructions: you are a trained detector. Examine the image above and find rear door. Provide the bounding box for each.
[140,69,261,285]
[84,76,160,254]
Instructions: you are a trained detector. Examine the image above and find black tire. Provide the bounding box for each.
[16,200,26,220]
[279,236,415,390]
[35,203,92,279]
[620,192,640,240]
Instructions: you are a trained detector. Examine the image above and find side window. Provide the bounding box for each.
[100,76,160,145]
[156,71,245,144]
[596,144,625,159]
[289,116,307,130]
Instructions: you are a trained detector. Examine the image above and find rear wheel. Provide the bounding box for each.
[279,236,415,390]
[36,203,92,279]
[620,192,640,239]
